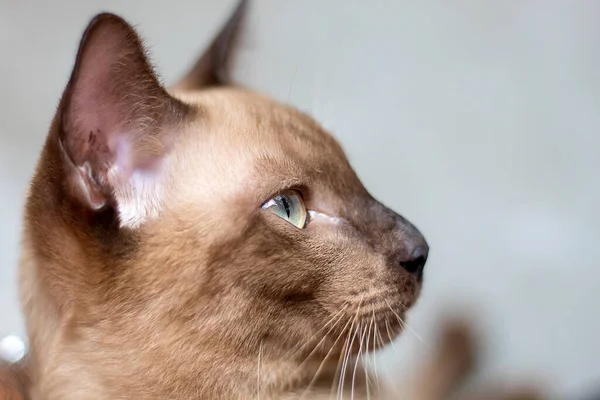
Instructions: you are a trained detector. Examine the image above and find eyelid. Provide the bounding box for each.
[259,183,309,207]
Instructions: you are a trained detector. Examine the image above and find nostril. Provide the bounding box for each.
[399,245,428,279]
[400,255,426,276]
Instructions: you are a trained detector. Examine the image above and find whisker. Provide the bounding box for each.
[338,298,364,400]
[364,312,377,391]
[384,299,427,346]
[339,323,358,399]
[296,308,348,371]
[333,328,352,400]
[370,310,381,390]
[363,319,373,391]
[331,315,354,400]
[375,315,386,351]
[384,318,398,353]
[351,322,367,400]
[297,316,353,400]
[364,319,373,400]
[340,323,357,399]
[288,305,348,359]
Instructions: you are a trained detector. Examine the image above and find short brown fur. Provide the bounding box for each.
[12,2,544,400]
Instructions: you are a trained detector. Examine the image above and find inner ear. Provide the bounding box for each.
[58,13,189,216]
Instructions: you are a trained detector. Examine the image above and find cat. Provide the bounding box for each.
[13,1,543,399]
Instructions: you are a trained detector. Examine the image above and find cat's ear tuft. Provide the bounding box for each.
[172,0,248,90]
[58,12,188,226]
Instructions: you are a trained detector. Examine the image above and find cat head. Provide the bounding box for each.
[22,1,428,397]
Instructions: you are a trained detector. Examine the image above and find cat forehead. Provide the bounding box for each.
[174,88,348,172]
[158,88,359,212]
[178,89,328,135]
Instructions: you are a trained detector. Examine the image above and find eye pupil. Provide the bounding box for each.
[280,196,291,218]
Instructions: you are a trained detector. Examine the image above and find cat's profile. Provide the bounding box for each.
[19,1,428,398]
[10,1,544,399]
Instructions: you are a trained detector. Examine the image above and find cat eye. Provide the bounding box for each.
[261,190,307,229]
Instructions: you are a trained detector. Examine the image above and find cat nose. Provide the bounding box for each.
[397,243,429,279]
[366,199,429,279]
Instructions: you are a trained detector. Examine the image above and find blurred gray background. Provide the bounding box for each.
[1,0,599,397]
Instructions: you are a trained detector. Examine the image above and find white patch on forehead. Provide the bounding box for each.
[308,210,344,224]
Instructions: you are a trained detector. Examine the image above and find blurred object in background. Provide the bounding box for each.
[0,335,27,364]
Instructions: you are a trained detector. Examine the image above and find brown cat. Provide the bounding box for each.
[11,1,543,399]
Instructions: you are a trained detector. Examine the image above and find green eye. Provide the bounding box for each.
[261,190,307,229]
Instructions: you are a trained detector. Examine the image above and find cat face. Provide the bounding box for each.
[130,88,428,359]
[21,3,428,398]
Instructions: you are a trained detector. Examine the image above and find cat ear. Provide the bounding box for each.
[58,13,188,227]
[172,0,248,90]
